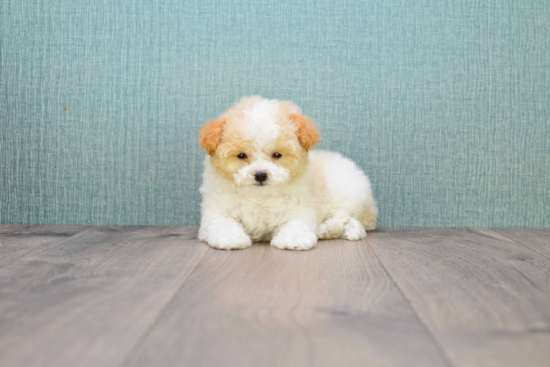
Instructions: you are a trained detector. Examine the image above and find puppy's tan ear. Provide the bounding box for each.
[290,113,319,151]
[199,118,226,155]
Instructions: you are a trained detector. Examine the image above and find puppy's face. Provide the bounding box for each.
[199,97,319,187]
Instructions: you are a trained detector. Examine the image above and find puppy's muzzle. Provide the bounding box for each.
[254,171,268,184]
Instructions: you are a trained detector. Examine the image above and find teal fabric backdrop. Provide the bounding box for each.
[1,0,549,227]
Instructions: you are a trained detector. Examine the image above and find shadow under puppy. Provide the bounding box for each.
[198,96,378,250]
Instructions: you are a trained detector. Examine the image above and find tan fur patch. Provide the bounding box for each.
[199,118,226,155]
[290,113,319,151]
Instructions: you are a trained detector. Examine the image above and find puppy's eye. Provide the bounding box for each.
[272,152,282,159]
[237,153,247,159]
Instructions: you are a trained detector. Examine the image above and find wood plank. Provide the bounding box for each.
[0,225,89,268]
[491,228,550,258]
[367,228,550,367]
[0,226,209,367]
[126,240,449,367]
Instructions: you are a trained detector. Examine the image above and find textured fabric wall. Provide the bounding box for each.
[1,0,549,227]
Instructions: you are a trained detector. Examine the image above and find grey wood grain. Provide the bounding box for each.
[0,226,208,367]
[126,240,448,367]
[491,228,550,258]
[0,225,89,268]
[367,228,550,367]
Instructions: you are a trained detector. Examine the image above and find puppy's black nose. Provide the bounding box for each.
[254,171,268,183]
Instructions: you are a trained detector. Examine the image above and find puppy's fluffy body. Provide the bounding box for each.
[199,96,378,251]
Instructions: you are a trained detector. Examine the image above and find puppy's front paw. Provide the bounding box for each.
[204,230,252,250]
[271,231,317,251]
[343,218,367,241]
[316,217,349,239]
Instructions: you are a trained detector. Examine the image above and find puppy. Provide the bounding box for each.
[198,96,378,251]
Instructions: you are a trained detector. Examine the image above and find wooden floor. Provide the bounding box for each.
[0,226,548,367]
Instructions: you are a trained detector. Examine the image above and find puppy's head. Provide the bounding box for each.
[199,96,319,187]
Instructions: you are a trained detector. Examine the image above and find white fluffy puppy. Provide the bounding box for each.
[198,96,378,251]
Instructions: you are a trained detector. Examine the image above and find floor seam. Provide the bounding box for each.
[118,245,210,367]
[364,235,457,367]
[0,225,93,268]
[485,228,550,260]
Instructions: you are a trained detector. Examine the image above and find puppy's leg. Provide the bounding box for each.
[361,202,378,231]
[199,214,252,250]
[316,217,349,239]
[271,218,317,251]
[317,216,367,241]
[343,217,367,240]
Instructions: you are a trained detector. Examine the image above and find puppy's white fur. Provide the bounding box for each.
[198,96,378,251]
